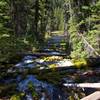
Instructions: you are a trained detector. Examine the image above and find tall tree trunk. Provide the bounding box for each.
[33,0,40,40]
[10,0,27,37]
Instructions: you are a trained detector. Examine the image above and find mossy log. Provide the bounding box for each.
[17,52,67,57]
[1,65,100,81]
[0,57,100,80]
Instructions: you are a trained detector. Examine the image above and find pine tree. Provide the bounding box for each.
[9,0,28,36]
[0,0,11,34]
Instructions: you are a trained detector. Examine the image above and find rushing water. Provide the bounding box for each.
[14,52,69,100]
[0,35,72,99]
[17,75,68,100]
[1,50,99,100]
[0,36,99,100]
[0,51,69,99]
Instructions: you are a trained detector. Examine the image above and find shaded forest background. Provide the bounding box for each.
[0,0,100,62]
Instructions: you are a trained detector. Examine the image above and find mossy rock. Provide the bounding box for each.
[72,59,87,68]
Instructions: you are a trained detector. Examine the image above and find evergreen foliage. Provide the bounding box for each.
[0,0,100,61]
[63,0,100,58]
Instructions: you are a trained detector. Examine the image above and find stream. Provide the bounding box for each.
[0,52,71,100]
[0,35,100,100]
[0,35,69,100]
[16,54,65,100]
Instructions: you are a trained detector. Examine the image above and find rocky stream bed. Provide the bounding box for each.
[0,35,100,100]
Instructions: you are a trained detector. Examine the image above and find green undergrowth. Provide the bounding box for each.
[85,30,100,54]
[68,20,88,58]
[0,34,38,62]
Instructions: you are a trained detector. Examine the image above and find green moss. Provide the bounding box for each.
[72,59,88,69]
[28,82,38,98]
[10,95,21,100]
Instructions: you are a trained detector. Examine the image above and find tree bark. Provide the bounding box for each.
[63,83,100,89]
[81,91,100,100]
[10,0,27,36]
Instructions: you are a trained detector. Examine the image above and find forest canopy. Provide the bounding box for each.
[0,0,100,62]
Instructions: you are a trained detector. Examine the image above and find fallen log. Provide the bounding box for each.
[81,91,100,100]
[0,66,77,78]
[63,83,100,89]
[78,33,100,57]
[1,66,100,85]
[17,52,67,57]
[1,59,100,78]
